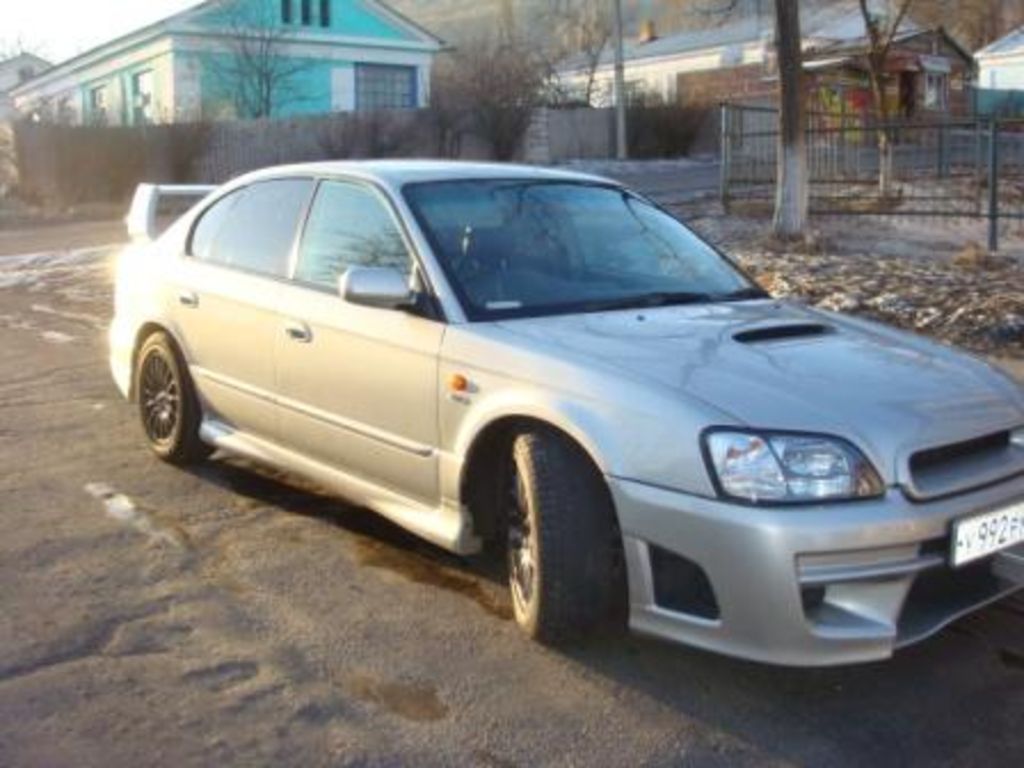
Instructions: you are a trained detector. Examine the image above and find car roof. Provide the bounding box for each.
[229,160,619,191]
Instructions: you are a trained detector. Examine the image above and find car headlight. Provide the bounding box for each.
[703,430,884,504]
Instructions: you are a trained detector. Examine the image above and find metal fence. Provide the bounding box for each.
[720,103,1024,250]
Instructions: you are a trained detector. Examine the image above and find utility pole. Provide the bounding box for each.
[612,0,628,159]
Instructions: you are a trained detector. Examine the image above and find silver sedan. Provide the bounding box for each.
[111,161,1024,666]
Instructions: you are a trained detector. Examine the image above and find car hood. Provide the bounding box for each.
[494,301,1024,478]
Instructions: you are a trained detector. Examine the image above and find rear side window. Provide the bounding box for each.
[294,181,411,290]
[190,179,313,277]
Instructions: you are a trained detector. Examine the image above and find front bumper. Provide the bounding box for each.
[610,475,1024,666]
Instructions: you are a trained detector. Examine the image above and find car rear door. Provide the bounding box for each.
[274,179,444,505]
[171,178,314,440]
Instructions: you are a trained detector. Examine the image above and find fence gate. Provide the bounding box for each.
[720,103,1024,251]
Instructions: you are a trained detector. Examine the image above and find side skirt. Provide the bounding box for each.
[200,418,482,555]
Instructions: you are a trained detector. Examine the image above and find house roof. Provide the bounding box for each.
[0,52,52,74]
[11,0,443,98]
[557,1,967,74]
[976,27,1024,59]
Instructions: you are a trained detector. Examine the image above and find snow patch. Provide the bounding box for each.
[84,482,186,548]
[0,245,117,293]
[40,331,74,344]
[31,303,104,329]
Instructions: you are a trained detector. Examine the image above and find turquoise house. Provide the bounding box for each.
[10,0,443,125]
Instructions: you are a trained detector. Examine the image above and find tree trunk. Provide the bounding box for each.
[867,66,894,197]
[772,0,808,238]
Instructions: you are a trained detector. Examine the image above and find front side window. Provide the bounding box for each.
[404,180,759,320]
[355,65,416,111]
[294,181,411,289]
[191,179,313,277]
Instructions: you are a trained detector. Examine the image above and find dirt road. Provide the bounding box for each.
[1,236,1022,767]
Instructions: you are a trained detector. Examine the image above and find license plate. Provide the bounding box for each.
[952,501,1024,567]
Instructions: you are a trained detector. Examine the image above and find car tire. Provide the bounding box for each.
[135,331,209,466]
[503,427,621,643]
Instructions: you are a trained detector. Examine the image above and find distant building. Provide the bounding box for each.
[976,27,1024,90]
[556,3,974,119]
[10,0,442,126]
[0,53,52,120]
[974,26,1024,115]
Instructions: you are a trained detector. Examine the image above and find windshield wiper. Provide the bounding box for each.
[578,292,715,313]
[578,287,768,314]
[711,287,770,302]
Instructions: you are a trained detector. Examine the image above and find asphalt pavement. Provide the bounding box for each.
[0,227,1022,767]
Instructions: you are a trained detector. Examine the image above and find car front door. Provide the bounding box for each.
[171,178,314,440]
[274,179,444,505]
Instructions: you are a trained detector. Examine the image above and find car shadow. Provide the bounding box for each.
[187,454,1024,766]
[187,454,512,618]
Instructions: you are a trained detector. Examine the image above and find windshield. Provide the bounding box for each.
[403,180,762,320]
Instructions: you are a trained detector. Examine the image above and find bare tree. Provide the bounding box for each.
[205,0,310,119]
[0,36,46,62]
[913,0,1024,50]
[858,0,914,197]
[545,1,613,105]
[435,37,548,161]
[424,55,470,157]
[772,0,807,238]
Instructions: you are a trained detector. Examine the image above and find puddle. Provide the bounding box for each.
[471,749,519,768]
[355,539,512,622]
[999,649,1024,671]
[346,673,448,723]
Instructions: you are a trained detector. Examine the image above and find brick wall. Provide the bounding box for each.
[676,64,776,108]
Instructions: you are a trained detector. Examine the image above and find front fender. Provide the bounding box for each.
[438,363,725,507]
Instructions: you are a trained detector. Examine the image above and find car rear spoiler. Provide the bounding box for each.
[126,183,216,242]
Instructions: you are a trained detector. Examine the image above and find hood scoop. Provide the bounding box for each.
[733,323,834,344]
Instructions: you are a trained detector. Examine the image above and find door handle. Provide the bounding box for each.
[178,291,199,308]
[284,320,312,343]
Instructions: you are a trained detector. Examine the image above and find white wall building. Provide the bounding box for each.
[976,27,1024,90]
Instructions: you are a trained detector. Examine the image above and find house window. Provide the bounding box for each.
[301,0,312,25]
[132,70,155,125]
[355,65,417,110]
[89,85,109,125]
[56,96,74,124]
[924,72,948,110]
[320,0,331,27]
[17,66,36,83]
[281,0,292,24]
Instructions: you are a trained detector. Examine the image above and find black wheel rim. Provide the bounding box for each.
[140,351,180,445]
[506,458,536,614]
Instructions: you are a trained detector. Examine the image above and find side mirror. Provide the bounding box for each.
[339,266,415,310]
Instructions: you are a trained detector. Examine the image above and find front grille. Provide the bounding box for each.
[906,430,1024,500]
[911,432,1011,475]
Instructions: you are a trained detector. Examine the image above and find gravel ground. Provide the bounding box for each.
[681,208,1024,359]
[0,227,1023,767]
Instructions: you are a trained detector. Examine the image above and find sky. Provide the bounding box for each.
[4,1,201,63]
